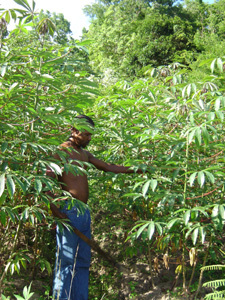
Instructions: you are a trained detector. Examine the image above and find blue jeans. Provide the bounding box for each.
[53,204,91,300]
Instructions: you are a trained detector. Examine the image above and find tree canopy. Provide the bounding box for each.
[0,0,225,299]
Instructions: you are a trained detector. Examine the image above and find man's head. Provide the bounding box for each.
[70,115,95,148]
[75,114,95,127]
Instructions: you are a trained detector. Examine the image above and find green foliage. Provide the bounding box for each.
[1,0,225,298]
[37,10,72,44]
[14,284,34,300]
[84,0,196,77]
[87,58,225,295]
[0,0,97,290]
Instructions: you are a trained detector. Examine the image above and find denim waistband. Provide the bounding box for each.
[60,199,89,214]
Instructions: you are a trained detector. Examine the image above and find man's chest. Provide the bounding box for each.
[68,149,88,165]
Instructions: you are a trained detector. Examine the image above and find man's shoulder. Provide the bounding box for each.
[60,141,70,148]
[83,149,94,159]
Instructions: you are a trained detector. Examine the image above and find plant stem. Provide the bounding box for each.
[0,218,22,289]
[193,236,212,299]
[188,263,197,290]
[182,234,187,292]
[183,135,189,206]
[147,244,155,289]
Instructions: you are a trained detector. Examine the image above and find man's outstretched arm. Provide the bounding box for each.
[86,151,142,174]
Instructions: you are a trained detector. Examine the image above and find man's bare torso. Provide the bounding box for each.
[58,141,90,204]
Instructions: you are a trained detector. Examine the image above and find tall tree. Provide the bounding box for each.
[84,0,197,77]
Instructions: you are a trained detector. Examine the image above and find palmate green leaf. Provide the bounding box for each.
[32,0,36,11]
[6,175,15,198]
[9,82,19,91]
[184,210,191,225]
[167,218,182,229]
[202,127,210,146]
[14,176,26,194]
[219,205,225,220]
[150,179,157,192]
[216,111,224,122]
[14,0,31,11]
[199,227,206,244]
[155,222,163,235]
[188,129,196,144]
[42,74,54,79]
[212,205,219,218]
[211,58,217,73]
[217,58,223,73]
[192,227,199,245]
[1,64,7,77]
[0,173,5,197]
[34,179,42,194]
[142,180,151,197]
[189,172,197,187]
[48,162,62,175]
[37,18,56,37]
[147,221,155,240]
[197,171,205,188]
[5,207,17,222]
[215,98,221,111]
[136,222,149,239]
[204,171,215,184]
[195,127,201,146]
[208,112,215,121]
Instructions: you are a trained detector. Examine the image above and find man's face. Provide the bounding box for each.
[74,129,92,148]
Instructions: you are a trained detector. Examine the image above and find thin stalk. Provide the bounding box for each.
[31,57,42,133]
[147,244,155,289]
[0,218,22,289]
[31,218,39,279]
[182,234,187,292]
[0,219,11,251]
[183,136,189,206]
[188,262,197,290]
[193,235,212,300]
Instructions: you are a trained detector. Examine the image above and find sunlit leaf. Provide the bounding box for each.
[6,175,15,198]
[184,210,191,225]
[150,179,157,192]
[199,227,206,244]
[192,227,199,245]
[197,171,205,188]
[215,98,221,111]
[34,179,42,194]
[0,173,5,197]
[219,205,225,220]
[48,162,62,175]
[142,180,151,197]
[147,221,155,240]
[217,57,223,72]
[136,222,149,239]
[189,172,197,187]
[204,171,215,184]
[212,205,219,218]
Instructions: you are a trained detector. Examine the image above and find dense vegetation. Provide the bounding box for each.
[0,0,225,299]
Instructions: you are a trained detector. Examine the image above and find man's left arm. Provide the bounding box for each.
[86,151,142,174]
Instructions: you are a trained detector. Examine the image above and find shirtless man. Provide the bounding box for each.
[47,115,141,300]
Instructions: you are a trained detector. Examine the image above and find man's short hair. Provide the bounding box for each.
[76,114,95,127]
